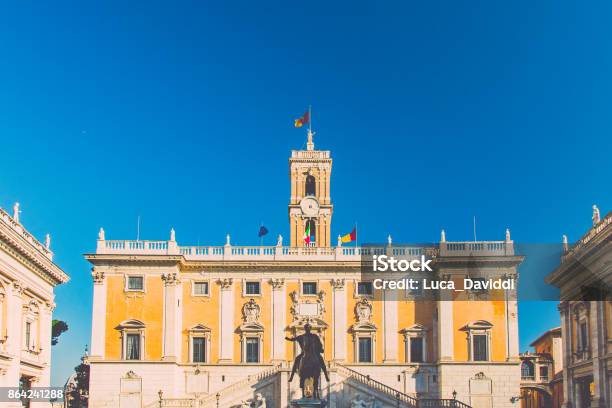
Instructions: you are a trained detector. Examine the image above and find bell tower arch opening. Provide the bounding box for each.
[305,175,316,196]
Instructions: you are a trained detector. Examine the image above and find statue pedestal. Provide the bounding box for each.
[290,398,326,408]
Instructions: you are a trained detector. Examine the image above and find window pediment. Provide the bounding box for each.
[351,322,377,333]
[400,324,427,334]
[117,319,145,330]
[237,322,264,333]
[460,320,493,331]
[189,324,211,333]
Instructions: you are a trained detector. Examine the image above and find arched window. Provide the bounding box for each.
[305,220,316,245]
[521,361,535,379]
[305,175,316,196]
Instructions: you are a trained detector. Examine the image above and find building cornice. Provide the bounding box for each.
[433,255,525,268]
[0,215,68,286]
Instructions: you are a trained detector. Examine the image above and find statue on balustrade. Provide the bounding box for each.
[285,322,330,399]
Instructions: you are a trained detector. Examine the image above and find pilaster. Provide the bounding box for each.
[5,281,24,385]
[559,302,573,408]
[218,278,234,362]
[438,279,454,361]
[271,279,287,362]
[90,269,107,357]
[162,272,181,361]
[383,288,398,362]
[331,279,346,361]
[589,301,606,408]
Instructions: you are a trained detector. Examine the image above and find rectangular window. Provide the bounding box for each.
[358,337,372,363]
[246,338,259,363]
[193,281,209,296]
[302,282,317,295]
[539,366,549,381]
[357,282,373,296]
[25,322,31,349]
[192,337,206,363]
[473,334,488,361]
[410,337,424,363]
[245,281,261,295]
[126,333,141,360]
[580,322,588,350]
[127,276,144,291]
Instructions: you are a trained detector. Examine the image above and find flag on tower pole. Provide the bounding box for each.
[303,222,311,245]
[341,226,357,243]
[294,109,310,128]
[258,224,268,246]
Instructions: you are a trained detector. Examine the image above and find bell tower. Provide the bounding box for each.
[289,129,333,247]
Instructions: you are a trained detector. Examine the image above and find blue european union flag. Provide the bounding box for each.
[258,226,269,237]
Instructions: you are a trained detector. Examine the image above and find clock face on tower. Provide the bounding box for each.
[300,196,320,216]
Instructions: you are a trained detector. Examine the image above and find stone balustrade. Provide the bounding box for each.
[562,211,611,262]
[291,150,330,159]
[0,207,53,260]
[439,241,514,257]
[96,239,513,260]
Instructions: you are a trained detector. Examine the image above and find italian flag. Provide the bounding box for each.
[304,223,311,244]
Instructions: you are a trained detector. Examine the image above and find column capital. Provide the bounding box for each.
[218,278,233,290]
[44,301,56,313]
[269,278,285,290]
[162,272,180,286]
[331,278,345,290]
[11,281,25,295]
[92,269,106,284]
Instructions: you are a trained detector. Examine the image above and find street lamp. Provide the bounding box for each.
[452,390,457,400]
[158,390,163,408]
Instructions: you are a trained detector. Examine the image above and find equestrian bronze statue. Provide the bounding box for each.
[285,323,330,399]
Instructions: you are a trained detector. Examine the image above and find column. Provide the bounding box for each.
[162,272,181,361]
[559,302,573,408]
[383,289,398,362]
[332,279,346,361]
[30,302,54,408]
[271,279,286,362]
[507,288,519,359]
[4,282,24,388]
[590,301,605,408]
[437,275,454,361]
[90,269,107,358]
[39,302,53,385]
[219,278,234,362]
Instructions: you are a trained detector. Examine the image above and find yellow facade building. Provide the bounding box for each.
[86,132,523,408]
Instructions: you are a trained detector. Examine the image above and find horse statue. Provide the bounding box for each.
[285,322,330,399]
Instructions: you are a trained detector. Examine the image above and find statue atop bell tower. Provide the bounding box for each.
[289,128,333,247]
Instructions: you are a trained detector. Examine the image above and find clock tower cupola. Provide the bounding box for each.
[289,129,333,247]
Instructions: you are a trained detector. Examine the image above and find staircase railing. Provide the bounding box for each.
[418,399,471,408]
[333,363,471,408]
[197,364,282,407]
[333,363,418,407]
[144,365,282,408]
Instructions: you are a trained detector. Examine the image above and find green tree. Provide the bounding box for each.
[68,358,90,408]
[52,319,68,346]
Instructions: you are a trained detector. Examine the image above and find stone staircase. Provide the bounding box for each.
[144,365,281,408]
[331,363,471,408]
[146,363,472,408]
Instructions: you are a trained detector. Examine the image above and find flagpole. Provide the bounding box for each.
[260,222,264,246]
[309,105,312,133]
[355,222,358,248]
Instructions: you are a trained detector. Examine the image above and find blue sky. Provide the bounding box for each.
[0,1,610,385]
